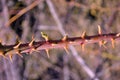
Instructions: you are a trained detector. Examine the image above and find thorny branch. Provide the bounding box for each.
[0,0,120,80]
[0,32,120,59]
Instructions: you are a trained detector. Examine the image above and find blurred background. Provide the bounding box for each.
[0,0,120,80]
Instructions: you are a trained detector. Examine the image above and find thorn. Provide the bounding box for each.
[81,31,86,38]
[99,41,106,47]
[17,53,23,58]
[69,41,75,44]
[9,55,13,62]
[16,51,23,58]
[62,35,69,54]
[62,37,69,54]
[99,41,107,48]
[81,43,85,51]
[64,42,69,54]
[51,43,56,46]
[41,32,49,41]
[116,33,120,37]
[64,47,69,54]
[29,48,35,54]
[62,35,68,41]
[29,35,35,47]
[14,42,21,49]
[111,38,115,48]
[45,49,50,58]
[30,46,39,53]
[98,25,102,35]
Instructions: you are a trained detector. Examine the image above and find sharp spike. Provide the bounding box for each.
[14,42,21,49]
[51,43,56,46]
[116,33,120,37]
[62,35,68,41]
[16,51,23,58]
[9,55,13,62]
[69,41,75,44]
[99,41,105,47]
[29,35,35,47]
[29,35,36,53]
[98,25,102,35]
[45,49,50,58]
[61,36,69,54]
[30,47,39,54]
[99,41,107,48]
[111,38,115,48]
[17,53,23,58]
[64,47,69,54]
[29,48,35,54]
[81,43,85,51]
[81,31,86,38]
[41,32,49,41]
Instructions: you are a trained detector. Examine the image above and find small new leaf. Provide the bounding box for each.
[41,32,49,41]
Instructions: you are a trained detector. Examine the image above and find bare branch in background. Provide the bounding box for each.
[5,0,43,27]
[46,0,99,79]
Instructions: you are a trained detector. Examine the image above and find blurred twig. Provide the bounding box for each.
[106,3,120,28]
[5,0,43,27]
[72,1,120,12]
[63,55,70,80]
[38,25,58,30]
